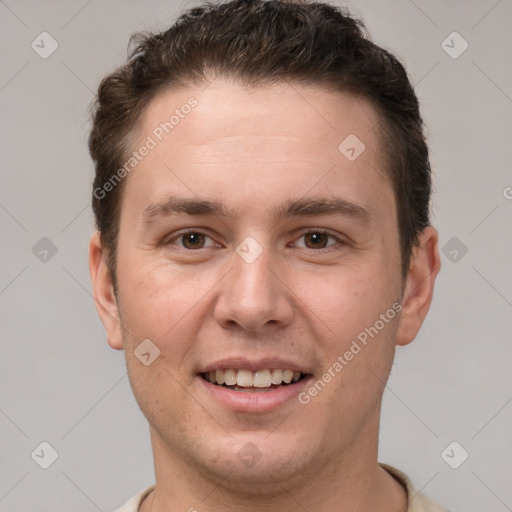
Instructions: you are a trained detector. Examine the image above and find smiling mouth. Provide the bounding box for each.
[200,368,309,393]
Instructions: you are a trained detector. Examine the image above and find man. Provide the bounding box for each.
[88,0,446,510]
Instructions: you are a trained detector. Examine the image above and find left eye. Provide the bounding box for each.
[293,232,339,249]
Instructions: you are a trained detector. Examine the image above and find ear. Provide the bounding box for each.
[396,226,441,347]
[88,232,124,350]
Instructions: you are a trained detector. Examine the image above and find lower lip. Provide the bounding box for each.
[198,375,313,413]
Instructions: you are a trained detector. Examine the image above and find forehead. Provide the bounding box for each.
[121,79,392,223]
[137,80,382,162]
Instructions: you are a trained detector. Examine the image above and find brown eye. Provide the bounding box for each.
[181,232,205,249]
[303,232,330,248]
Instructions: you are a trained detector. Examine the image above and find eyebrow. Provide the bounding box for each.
[142,196,372,226]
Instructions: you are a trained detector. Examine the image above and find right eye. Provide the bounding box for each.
[165,229,220,250]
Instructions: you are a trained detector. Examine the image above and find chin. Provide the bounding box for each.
[195,434,311,492]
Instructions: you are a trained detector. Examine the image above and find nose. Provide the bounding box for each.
[213,244,294,332]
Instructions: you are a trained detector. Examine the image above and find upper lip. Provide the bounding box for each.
[199,357,311,374]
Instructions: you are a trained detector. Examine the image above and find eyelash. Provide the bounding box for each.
[164,228,346,252]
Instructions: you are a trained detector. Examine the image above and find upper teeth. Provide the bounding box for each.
[204,369,301,388]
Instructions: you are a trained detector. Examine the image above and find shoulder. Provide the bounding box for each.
[112,484,155,512]
[380,463,451,512]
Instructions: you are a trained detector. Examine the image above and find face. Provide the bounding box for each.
[90,79,439,492]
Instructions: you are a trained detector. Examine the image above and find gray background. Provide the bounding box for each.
[1,0,511,510]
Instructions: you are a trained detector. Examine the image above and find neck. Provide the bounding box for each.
[140,418,407,512]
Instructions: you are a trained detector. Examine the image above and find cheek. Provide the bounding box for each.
[115,252,225,372]
[298,266,399,409]
[296,262,399,338]
[116,257,189,343]
[294,260,402,400]
[125,351,195,438]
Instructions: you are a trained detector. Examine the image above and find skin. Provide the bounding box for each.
[89,79,440,512]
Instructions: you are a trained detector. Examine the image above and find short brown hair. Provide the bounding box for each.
[89,0,431,292]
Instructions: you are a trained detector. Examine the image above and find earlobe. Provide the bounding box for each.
[396,226,441,347]
[88,232,124,350]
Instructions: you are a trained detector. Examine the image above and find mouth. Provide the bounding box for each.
[200,368,310,393]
